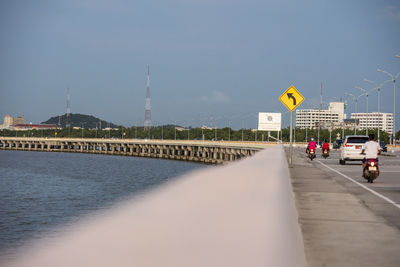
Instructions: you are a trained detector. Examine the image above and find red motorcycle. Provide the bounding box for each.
[363,158,379,183]
[308,148,316,160]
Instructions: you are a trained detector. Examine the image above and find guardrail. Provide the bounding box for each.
[4,145,306,267]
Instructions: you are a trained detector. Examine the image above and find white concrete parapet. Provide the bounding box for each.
[4,145,306,267]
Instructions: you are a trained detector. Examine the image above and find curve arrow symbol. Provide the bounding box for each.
[287,93,296,105]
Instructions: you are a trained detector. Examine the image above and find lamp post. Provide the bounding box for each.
[241,120,244,141]
[364,79,392,143]
[228,121,231,141]
[345,92,364,134]
[355,86,369,135]
[377,69,400,147]
[81,122,86,139]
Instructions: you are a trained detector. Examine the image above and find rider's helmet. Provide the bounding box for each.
[311,138,314,141]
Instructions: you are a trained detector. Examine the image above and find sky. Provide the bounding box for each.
[0,0,399,129]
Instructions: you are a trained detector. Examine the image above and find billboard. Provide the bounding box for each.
[258,112,281,131]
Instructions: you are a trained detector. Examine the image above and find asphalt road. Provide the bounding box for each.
[289,146,400,266]
[308,147,400,228]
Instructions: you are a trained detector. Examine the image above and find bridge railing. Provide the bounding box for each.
[4,145,306,267]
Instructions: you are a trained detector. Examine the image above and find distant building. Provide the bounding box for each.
[3,114,13,128]
[13,115,24,125]
[296,102,346,129]
[1,114,57,130]
[13,124,57,130]
[175,126,185,132]
[343,119,360,130]
[350,112,393,135]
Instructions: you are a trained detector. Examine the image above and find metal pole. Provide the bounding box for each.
[355,99,358,135]
[305,127,307,142]
[342,121,344,140]
[378,88,380,142]
[366,92,369,136]
[289,111,293,167]
[393,79,396,147]
[228,122,231,141]
[241,120,244,141]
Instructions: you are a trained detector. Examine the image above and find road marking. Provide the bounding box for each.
[317,160,400,210]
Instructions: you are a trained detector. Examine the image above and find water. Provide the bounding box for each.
[0,150,205,257]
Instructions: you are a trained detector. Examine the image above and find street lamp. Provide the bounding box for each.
[354,86,370,135]
[81,122,86,139]
[363,79,392,143]
[345,92,364,135]
[377,69,400,146]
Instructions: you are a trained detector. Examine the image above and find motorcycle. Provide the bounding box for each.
[308,148,316,160]
[363,158,379,183]
[322,149,329,159]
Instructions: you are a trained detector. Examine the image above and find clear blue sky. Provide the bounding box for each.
[1,0,399,129]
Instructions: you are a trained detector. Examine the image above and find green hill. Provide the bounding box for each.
[42,114,120,129]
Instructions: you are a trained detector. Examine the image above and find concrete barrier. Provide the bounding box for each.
[4,145,306,267]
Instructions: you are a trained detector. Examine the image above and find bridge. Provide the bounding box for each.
[0,137,269,164]
[2,139,400,266]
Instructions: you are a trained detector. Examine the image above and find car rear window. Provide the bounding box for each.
[346,137,369,144]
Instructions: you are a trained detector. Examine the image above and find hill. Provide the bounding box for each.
[42,114,120,129]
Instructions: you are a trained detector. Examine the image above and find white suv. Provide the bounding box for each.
[339,135,369,165]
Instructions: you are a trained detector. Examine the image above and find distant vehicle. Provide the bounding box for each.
[380,141,387,152]
[339,135,369,165]
[333,139,343,149]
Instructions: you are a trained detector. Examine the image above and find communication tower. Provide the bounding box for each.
[66,87,71,131]
[144,65,152,128]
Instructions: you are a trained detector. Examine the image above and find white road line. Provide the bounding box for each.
[317,160,400,210]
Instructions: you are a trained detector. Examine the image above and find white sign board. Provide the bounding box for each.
[258,112,281,131]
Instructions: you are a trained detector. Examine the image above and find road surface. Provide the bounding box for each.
[288,146,400,267]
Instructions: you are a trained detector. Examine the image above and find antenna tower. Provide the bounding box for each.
[66,87,71,129]
[144,65,152,128]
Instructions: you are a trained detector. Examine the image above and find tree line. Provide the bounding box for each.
[1,126,398,144]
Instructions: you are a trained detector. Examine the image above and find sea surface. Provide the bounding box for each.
[0,150,205,257]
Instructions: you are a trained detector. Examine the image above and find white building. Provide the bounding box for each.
[296,102,346,129]
[351,112,393,134]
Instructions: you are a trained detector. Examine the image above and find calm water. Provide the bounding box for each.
[0,150,205,256]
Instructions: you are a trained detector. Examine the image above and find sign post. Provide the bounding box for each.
[279,85,305,167]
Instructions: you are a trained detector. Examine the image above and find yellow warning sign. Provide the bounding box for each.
[279,85,305,111]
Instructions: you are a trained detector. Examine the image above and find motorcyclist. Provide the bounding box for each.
[360,134,381,177]
[322,139,330,153]
[306,138,317,154]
